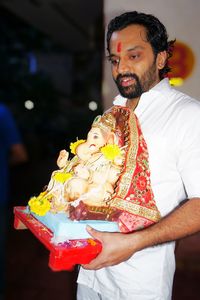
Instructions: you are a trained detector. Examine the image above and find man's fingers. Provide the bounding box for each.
[82,253,105,270]
[86,225,102,241]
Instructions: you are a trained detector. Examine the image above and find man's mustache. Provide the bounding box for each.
[116,73,139,83]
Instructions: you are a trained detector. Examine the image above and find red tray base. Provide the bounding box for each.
[13,206,102,271]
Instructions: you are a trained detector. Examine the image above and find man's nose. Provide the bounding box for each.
[117,58,131,74]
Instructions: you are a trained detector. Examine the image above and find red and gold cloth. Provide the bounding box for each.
[107,106,161,232]
[69,106,161,232]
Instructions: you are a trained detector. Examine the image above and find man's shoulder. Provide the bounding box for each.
[156,79,200,108]
[167,86,200,113]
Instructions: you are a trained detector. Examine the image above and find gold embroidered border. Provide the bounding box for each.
[111,197,161,222]
[114,108,138,199]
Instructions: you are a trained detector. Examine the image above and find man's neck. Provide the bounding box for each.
[126,97,140,111]
[126,79,161,110]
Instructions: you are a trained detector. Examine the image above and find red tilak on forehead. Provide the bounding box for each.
[117,42,121,53]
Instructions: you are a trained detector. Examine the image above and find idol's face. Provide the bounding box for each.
[87,127,107,151]
[108,24,165,100]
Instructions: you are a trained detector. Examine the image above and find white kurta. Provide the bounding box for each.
[77,79,200,300]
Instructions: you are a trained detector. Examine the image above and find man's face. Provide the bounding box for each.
[108,24,163,100]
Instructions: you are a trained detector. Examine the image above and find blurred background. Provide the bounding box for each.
[0,0,200,299]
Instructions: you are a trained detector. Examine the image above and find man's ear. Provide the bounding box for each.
[157,51,167,70]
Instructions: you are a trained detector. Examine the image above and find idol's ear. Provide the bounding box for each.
[107,132,115,144]
[156,51,167,70]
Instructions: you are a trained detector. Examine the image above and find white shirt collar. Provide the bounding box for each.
[113,94,127,106]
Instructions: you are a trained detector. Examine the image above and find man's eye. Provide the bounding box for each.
[111,59,119,66]
[93,135,98,139]
[108,56,119,66]
[130,54,140,60]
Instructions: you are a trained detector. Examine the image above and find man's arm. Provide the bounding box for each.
[82,197,200,270]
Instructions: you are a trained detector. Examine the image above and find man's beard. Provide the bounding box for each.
[115,62,157,99]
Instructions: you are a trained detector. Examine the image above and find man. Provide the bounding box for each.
[0,103,28,299]
[77,11,200,300]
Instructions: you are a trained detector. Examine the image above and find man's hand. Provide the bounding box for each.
[82,226,138,270]
[82,199,200,270]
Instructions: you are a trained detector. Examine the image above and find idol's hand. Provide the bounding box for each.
[57,149,69,169]
[82,226,139,270]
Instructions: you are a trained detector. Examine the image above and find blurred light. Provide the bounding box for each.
[88,101,98,111]
[28,52,37,74]
[169,77,184,87]
[24,100,34,110]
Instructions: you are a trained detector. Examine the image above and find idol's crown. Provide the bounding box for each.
[92,113,116,132]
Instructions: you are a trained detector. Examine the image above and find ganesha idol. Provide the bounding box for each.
[28,106,161,233]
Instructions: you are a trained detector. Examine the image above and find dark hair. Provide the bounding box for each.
[106,11,175,79]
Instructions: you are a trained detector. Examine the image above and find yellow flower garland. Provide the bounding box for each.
[53,172,72,183]
[28,192,51,216]
[100,144,122,161]
[70,139,86,154]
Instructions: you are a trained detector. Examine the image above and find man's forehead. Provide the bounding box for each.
[110,24,147,46]
[109,29,149,55]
